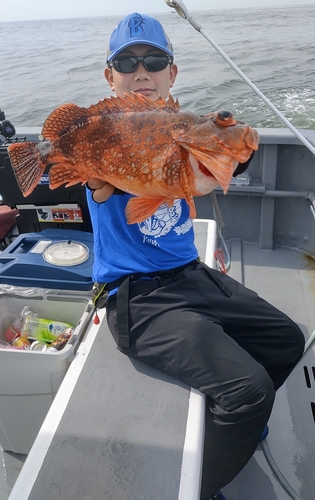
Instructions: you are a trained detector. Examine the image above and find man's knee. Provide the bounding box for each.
[288,321,305,364]
[249,368,275,415]
[217,366,275,418]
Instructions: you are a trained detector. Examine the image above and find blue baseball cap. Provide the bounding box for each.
[106,13,174,62]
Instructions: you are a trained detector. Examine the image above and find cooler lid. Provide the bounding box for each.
[43,241,89,266]
[0,229,94,291]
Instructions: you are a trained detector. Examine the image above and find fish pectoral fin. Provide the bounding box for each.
[7,142,46,197]
[182,145,236,193]
[125,197,169,224]
[49,164,86,189]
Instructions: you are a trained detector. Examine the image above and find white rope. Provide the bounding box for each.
[165,0,315,156]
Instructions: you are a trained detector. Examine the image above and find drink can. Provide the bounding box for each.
[30,341,47,352]
[4,317,22,342]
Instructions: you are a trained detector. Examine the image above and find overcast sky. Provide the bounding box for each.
[1,0,314,22]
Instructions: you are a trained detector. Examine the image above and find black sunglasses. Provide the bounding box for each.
[108,54,173,74]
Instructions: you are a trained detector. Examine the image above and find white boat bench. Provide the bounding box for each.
[9,218,217,500]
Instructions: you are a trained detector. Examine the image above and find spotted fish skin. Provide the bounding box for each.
[7,93,259,224]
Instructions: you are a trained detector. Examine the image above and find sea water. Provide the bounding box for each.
[1,4,315,130]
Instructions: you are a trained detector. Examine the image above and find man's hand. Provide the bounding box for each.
[86,179,115,203]
[233,151,255,177]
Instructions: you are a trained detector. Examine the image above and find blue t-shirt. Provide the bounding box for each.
[87,190,198,283]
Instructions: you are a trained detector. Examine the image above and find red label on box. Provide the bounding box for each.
[36,207,83,223]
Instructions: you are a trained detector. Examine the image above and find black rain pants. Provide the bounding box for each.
[106,260,305,498]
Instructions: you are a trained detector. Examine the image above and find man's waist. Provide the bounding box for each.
[105,259,197,291]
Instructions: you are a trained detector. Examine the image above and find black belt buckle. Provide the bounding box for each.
[92,281,109,309]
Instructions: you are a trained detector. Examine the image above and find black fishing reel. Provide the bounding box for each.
[0,110,16,139]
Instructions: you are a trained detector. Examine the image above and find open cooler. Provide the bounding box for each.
[0,228,95,454]
[0,289,94,454]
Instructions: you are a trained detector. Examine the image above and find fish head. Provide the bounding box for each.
[210,110,260,156]
[176,110,259,193]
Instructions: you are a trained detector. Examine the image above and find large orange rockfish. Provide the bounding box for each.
[8,93,259,224]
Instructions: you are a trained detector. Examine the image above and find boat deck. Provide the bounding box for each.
[223,240,315,500]
[4,237,315,500]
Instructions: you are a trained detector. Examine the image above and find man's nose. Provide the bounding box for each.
[134,62,150,79]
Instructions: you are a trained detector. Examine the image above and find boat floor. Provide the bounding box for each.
[222,239,315,500]
[2,239,315,500]
[0,450,25,500]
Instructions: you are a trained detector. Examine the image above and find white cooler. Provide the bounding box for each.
[0,289,93,454]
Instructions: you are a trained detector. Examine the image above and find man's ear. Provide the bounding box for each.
[104,68,115,91]
[169,64,178,89]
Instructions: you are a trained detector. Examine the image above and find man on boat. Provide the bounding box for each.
[86,12,305,500]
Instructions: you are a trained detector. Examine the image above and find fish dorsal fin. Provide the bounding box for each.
[42,93,179,141]
[42,103,91,141]
[87,92,180,115]
[127,92,180,112]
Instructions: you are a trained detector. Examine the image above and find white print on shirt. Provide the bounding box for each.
[138,200,191,242]
[174,217,193,235]
[142,235,160,246]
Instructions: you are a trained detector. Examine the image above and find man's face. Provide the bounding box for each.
[105,44,178,101]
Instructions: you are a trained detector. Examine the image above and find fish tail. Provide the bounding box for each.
[8,142,47,197]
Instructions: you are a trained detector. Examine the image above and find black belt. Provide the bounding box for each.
[113,260,197,289]
[93,259,232,348]
[92,261,196,316]
[115,260,197,348]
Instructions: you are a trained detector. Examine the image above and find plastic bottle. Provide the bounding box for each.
[3,306,35,343]
[21,314,72,344]
[46,328,73,353]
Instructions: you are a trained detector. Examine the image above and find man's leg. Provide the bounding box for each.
[106,271,278,495]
